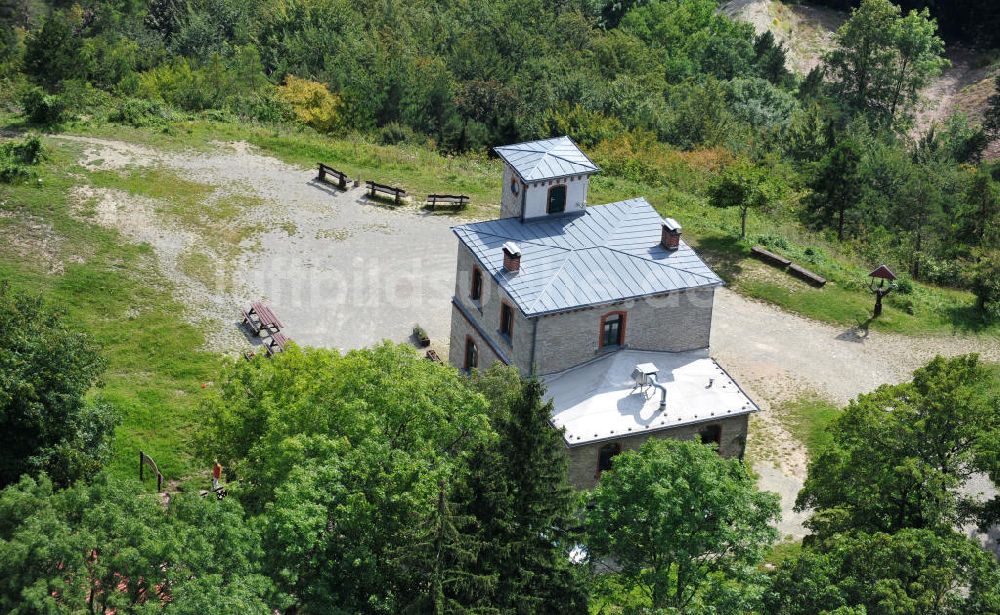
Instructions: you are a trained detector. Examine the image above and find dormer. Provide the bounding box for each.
[494,136,600,221]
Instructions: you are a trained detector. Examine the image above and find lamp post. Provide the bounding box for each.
[868,264,897,318]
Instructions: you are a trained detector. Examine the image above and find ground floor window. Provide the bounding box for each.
[699,424,721,448]
[596,442,622,476]
[464,336,478,371]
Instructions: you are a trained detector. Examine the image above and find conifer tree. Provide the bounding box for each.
[465,366,587,613]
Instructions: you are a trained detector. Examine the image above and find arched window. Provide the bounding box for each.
[699,424,721,448]
[597,442,622,476]
[600,311,626,348]
[547,184,567,214]
[464,336,479,371]
[470,266,483,301]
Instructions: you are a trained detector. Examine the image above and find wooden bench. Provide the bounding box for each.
[265,331,291,357]
[242,301,284,336]
[751,245,792,268]
[366,180,406,204]
[425,349,442,363]
[317,163,350,190]
[788,263,827,287]
[426,194,469,211]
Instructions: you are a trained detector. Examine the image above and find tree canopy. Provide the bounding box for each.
[586,437,780,610]
[0,284,118,488]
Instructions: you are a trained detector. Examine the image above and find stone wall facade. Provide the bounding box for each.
[532,287,716,375]
[563,413,749,490]
[449,243,717,376]
[449,244,534,373]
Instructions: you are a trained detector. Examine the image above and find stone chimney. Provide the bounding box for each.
[661,218,682,251]
[502,241,522,272]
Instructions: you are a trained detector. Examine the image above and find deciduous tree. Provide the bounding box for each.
[823,0,947,129]
[797,354,1000,538]
[586,438,779,611]
[0,284,118,488]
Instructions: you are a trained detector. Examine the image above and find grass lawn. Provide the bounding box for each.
[774,395,842,460]
[0,138,222,487]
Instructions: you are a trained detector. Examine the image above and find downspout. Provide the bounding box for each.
[649,374,667,410]
[519,178,527,223]
[529,316,538,377]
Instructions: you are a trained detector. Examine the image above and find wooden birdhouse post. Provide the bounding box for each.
[868,264,897,318]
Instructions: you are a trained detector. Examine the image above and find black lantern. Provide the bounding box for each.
[868,264,897,317]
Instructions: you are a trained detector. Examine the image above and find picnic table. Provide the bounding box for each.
[265,331,290,357]
[242,301,284,336]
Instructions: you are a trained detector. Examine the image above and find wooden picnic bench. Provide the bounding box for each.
[426,194,469,211]
[788,263,827,287]
[751,245,791,269]
[241,301,284,336]
[317,163,350,190]
[265,331,291,357]
[425,349,442,363]
[366,180,406,204]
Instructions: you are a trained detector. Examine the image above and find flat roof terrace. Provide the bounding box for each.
[543,349,759,447]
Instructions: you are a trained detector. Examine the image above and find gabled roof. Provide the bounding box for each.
[452,198,723,317]
[493,136,600,182]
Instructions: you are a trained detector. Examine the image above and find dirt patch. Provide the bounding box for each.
[71,185,248,353]
[0,210,75,276]
[913,47,995,139]
[722,0,845,75]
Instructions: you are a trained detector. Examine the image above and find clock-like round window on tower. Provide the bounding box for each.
[510,178,520,195]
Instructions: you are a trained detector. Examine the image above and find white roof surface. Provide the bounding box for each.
[493,136,600,182]
[544,349,758,447]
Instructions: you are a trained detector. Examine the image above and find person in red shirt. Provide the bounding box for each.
[212,461,222,491]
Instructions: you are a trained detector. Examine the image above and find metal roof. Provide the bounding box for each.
[452,198,723,316]
[544,349,758,446]
[493,136,600,182]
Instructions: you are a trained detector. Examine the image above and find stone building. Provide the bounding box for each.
[448,136,758,489]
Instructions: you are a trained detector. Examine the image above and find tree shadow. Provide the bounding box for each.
[694,234,746,282]
[944,305,991,334]
[836,316,873,343]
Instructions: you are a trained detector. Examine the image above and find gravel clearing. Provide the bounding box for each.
[58,134,1000,542]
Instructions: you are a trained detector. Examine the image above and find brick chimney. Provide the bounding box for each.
[661,218,682,251]
[502,241,521,272]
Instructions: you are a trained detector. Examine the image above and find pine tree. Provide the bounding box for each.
[464,367,587,613]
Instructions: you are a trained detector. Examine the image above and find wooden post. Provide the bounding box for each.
[139,450,144,481]
[318,164,326,183]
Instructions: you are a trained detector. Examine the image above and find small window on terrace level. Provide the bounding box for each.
[597,443,622,476]
[601,312,625,348]
[699,424,721,448]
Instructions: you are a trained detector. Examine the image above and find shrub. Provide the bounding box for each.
[20,86,66,126]
[379,122,417,146]
[972,255,1000,321]
[0,135,45,184]
[226,89,295,124]
[109,97,172,128]
[277,75,342,133]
